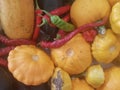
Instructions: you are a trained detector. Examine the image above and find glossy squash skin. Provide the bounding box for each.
[8,45,54,86]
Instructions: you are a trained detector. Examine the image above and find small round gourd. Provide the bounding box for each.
[51,34,92,75]
[70,0,110,27]
[8,45,54,86]
[92,29,120,63]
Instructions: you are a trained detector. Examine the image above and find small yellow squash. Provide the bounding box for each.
[110,2,120,35]
[8,45,54,86]
[70,0,110,27]
[85,65,105,88]
[51,34,92,75]
[51,67,72,90]
[92,29,120,63]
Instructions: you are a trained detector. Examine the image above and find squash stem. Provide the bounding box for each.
[96,25,106,35]
[71,72,86,78]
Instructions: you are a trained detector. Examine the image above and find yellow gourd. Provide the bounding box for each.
[8,45,54,86]
[85,65,105,88]
[51,67,72,90]
[110,2,120,35]
[70,0,110,27]
[51,34,92,75]
[92,29,120,63]
[72,78,94,90]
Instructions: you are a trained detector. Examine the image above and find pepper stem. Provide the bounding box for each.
[38,18,48,27]
[35,0,40,10]
[42,10,52,16]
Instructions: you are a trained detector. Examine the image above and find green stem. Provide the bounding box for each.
[42,10,52,16]
[38,18,48,27]
[35,0,40,10]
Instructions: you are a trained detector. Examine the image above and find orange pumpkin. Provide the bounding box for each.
[8,45,54,85]
[70,0,110,27]
[51,34,92,75]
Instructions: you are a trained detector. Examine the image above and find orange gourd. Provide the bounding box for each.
[8,45,54,86]
[70,0,110,27]
[51,34,92,75]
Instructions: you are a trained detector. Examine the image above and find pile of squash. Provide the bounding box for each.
[1,0,120,90]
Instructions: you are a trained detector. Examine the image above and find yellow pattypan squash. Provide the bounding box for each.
[110,2,120,35]
[85,65,105,88]
[51,67,72,90]
[8,45,54,86]
[51,34,92,75]
[92,29,120,63]
[70,0,110,27]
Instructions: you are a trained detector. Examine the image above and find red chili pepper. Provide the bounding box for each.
[32,0,42,41]
[82,29,97,43]
[0,46,15,57]
[0,34,36,46]
[39,16,108,48]
[42,4,71,24]
[62,13,70,22]
[32,15,42,41]
[0,58,8,67]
